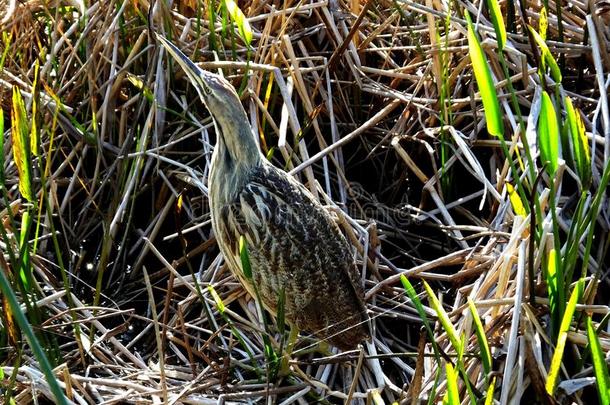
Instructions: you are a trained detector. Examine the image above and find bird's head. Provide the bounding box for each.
[156,33,261,169]
[156,34,244,131]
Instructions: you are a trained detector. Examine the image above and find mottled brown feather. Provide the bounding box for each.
[212,163,370,350]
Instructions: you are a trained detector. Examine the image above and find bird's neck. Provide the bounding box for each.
[216,120,261,169]
[210,117,262,203]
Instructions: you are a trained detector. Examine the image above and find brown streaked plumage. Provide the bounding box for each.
[157,35,369,350]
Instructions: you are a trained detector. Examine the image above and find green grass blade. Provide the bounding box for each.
[30,61,40,157]
[237,236,279,371]
[0,109,4,172]
[207,285,226,314]
[578,161,610,279]
[546,278,584,394]
[574,106,591,188]
[10,87,33,202]
[205,0,218,51]
[18,210,32,291]
[444,362,460,405]
[127,74,155,103]
[545,248,563,337]
[423,281,461,353]
[587,316,610,405]
[428,368,442,405]
[506,183,526,217]
[485,0,506,50]
[465,13,504,137]
[0,265,68,405]
[239,235,253,279]
[456,332,478,404]
[528,26,562,83]
[565,96,591,188]
[223,0,252,47]
[484,376,496,405]
[539,6,548,40]
[401,275,442,362]
[538,91,560,175]
[562,192,588,284]
[207,284,260,370]
[0,32,11,69]
[401,275,434,339]
[561,117,573,170]
[467,298,492,377]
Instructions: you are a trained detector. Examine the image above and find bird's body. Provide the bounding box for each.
[158,35,369,349]
[211,161,369,349]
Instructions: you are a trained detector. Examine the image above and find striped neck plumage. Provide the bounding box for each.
[210,99,262,171]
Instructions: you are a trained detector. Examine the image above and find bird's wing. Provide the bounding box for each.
[215,164,366,319]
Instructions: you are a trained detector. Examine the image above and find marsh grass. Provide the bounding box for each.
[0,0,609,403]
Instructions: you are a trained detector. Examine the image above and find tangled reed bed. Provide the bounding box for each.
[0,0,609,403]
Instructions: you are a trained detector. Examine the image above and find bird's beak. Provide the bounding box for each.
[155,33,213,100]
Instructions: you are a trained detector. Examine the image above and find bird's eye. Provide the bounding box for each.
[199,77,212,95]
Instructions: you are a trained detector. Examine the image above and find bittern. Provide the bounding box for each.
[157,35,369,350]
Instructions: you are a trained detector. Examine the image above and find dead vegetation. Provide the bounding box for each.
[0,0,609,403]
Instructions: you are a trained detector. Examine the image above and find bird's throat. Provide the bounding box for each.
[216,121,261,170]
[210,120,262,205]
